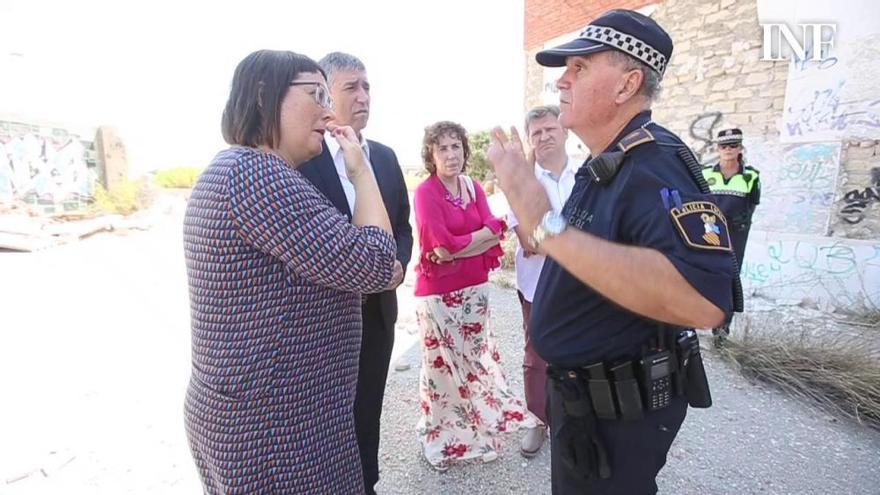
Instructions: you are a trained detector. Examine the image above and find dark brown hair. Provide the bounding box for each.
[421,121,470,175]
[221,50,324,148]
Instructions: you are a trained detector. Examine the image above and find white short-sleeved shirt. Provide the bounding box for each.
[507,157,579,302]
[324,134,374,214]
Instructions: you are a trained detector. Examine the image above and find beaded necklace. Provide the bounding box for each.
[442,177,465,208]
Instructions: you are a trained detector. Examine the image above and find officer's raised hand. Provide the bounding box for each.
[488,126,552,235]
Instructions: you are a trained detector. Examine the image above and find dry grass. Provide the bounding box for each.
[91,178,155,215]
[719,312,880,429]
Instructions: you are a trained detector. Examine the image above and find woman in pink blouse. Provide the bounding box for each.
[413,121,536,471]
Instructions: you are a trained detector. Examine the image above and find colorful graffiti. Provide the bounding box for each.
[784,81,880,139]
[742,233,880,310]
[781,25,880,143]
[746,141,841,236]
[0,123,95,206]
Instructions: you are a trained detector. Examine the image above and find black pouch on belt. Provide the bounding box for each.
[610,360,645,421]
[554,373,612,480]
[585,362,617,420]
[677,329,713,408]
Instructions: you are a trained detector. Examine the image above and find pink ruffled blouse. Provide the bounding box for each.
[413,175,506,296]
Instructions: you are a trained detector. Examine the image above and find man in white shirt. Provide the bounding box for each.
[298,52,412,495]
[508,105,577,457]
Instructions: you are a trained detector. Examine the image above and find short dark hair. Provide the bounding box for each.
[221,50,324,149]
[524,105,561,134]
[421,121,470,175]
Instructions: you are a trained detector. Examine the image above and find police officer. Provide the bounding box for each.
[488,9,736,494]
[703,129,760,344]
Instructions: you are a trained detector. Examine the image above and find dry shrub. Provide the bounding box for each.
[720,312,880,429]
[91,178,155,215]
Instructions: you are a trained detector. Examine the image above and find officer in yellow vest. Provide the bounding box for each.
[703,128,760,343]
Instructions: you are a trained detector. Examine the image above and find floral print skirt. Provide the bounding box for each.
[416,283,537,468]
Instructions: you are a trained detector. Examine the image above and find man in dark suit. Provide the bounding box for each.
[298,52,412,495]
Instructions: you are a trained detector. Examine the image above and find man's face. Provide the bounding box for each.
[527,114,567,164]
[556,52,627,134]
[328,69,370,134]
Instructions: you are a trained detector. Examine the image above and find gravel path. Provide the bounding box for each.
[378,280,880,495]
[2,204,878,494]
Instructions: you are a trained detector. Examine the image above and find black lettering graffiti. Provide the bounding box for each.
[688,111,722,164]
[839,167,880,224]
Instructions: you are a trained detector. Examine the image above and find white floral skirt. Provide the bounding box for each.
[416,283,537,468]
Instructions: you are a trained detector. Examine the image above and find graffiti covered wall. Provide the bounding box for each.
[523,0,879,311]
[746,141,841,235]
[0,120,96,208]
[646,0,880,310]
[743,233,880,310]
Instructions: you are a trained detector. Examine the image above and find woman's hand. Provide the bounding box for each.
[428,247,453,264]
[329,123,369,179]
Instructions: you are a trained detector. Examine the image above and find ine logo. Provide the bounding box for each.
[760,23,837,61]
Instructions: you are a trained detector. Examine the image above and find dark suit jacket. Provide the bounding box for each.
[298,140,413,328]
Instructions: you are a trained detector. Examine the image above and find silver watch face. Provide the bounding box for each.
[544,211,567,235]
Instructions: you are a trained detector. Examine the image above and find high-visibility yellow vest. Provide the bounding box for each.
[702,164,760,202]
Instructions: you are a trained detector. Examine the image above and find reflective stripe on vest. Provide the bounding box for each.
[702,168,758,196]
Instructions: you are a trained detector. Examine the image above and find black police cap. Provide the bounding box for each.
[536,9,673,77]
[716,128,744,145]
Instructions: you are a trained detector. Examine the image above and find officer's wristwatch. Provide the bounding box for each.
[530,210,567,249]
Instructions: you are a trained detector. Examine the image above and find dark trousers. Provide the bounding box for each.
[548,377,688,495]
[518,291,549,424]
[356,294,395,495]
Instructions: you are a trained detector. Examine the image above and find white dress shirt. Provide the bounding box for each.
[324,133,374,214]
[507,157,579,302]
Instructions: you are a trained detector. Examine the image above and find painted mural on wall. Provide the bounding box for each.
[742,231,880,310]
[745,141,841,236]
[0,121,95,206]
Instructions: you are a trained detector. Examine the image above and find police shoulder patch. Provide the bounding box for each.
[669,201,732,252]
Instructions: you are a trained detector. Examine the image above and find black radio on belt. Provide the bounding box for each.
[639,350,674,411]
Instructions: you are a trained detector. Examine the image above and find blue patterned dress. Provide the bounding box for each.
[183,147,395,494]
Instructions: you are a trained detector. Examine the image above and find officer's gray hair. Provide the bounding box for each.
[524,105,561,134]
[607,50,661,102]
[318,52,366,86]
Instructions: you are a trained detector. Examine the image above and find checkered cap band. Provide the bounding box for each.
[579,25,667,74]
[716,134,743,144]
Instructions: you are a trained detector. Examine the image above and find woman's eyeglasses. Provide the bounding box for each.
[289,81,333,110]
[718,143,741,149]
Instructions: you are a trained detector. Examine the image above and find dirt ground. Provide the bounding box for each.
[2,198,879,494]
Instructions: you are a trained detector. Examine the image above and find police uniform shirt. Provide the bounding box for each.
[530,111,735,368]
[702,162,760,264]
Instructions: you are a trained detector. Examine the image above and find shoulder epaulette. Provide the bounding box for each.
[585,128,655,185]
[616,128,655,154]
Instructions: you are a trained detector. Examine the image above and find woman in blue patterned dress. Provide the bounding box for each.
[183,50,396,494]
